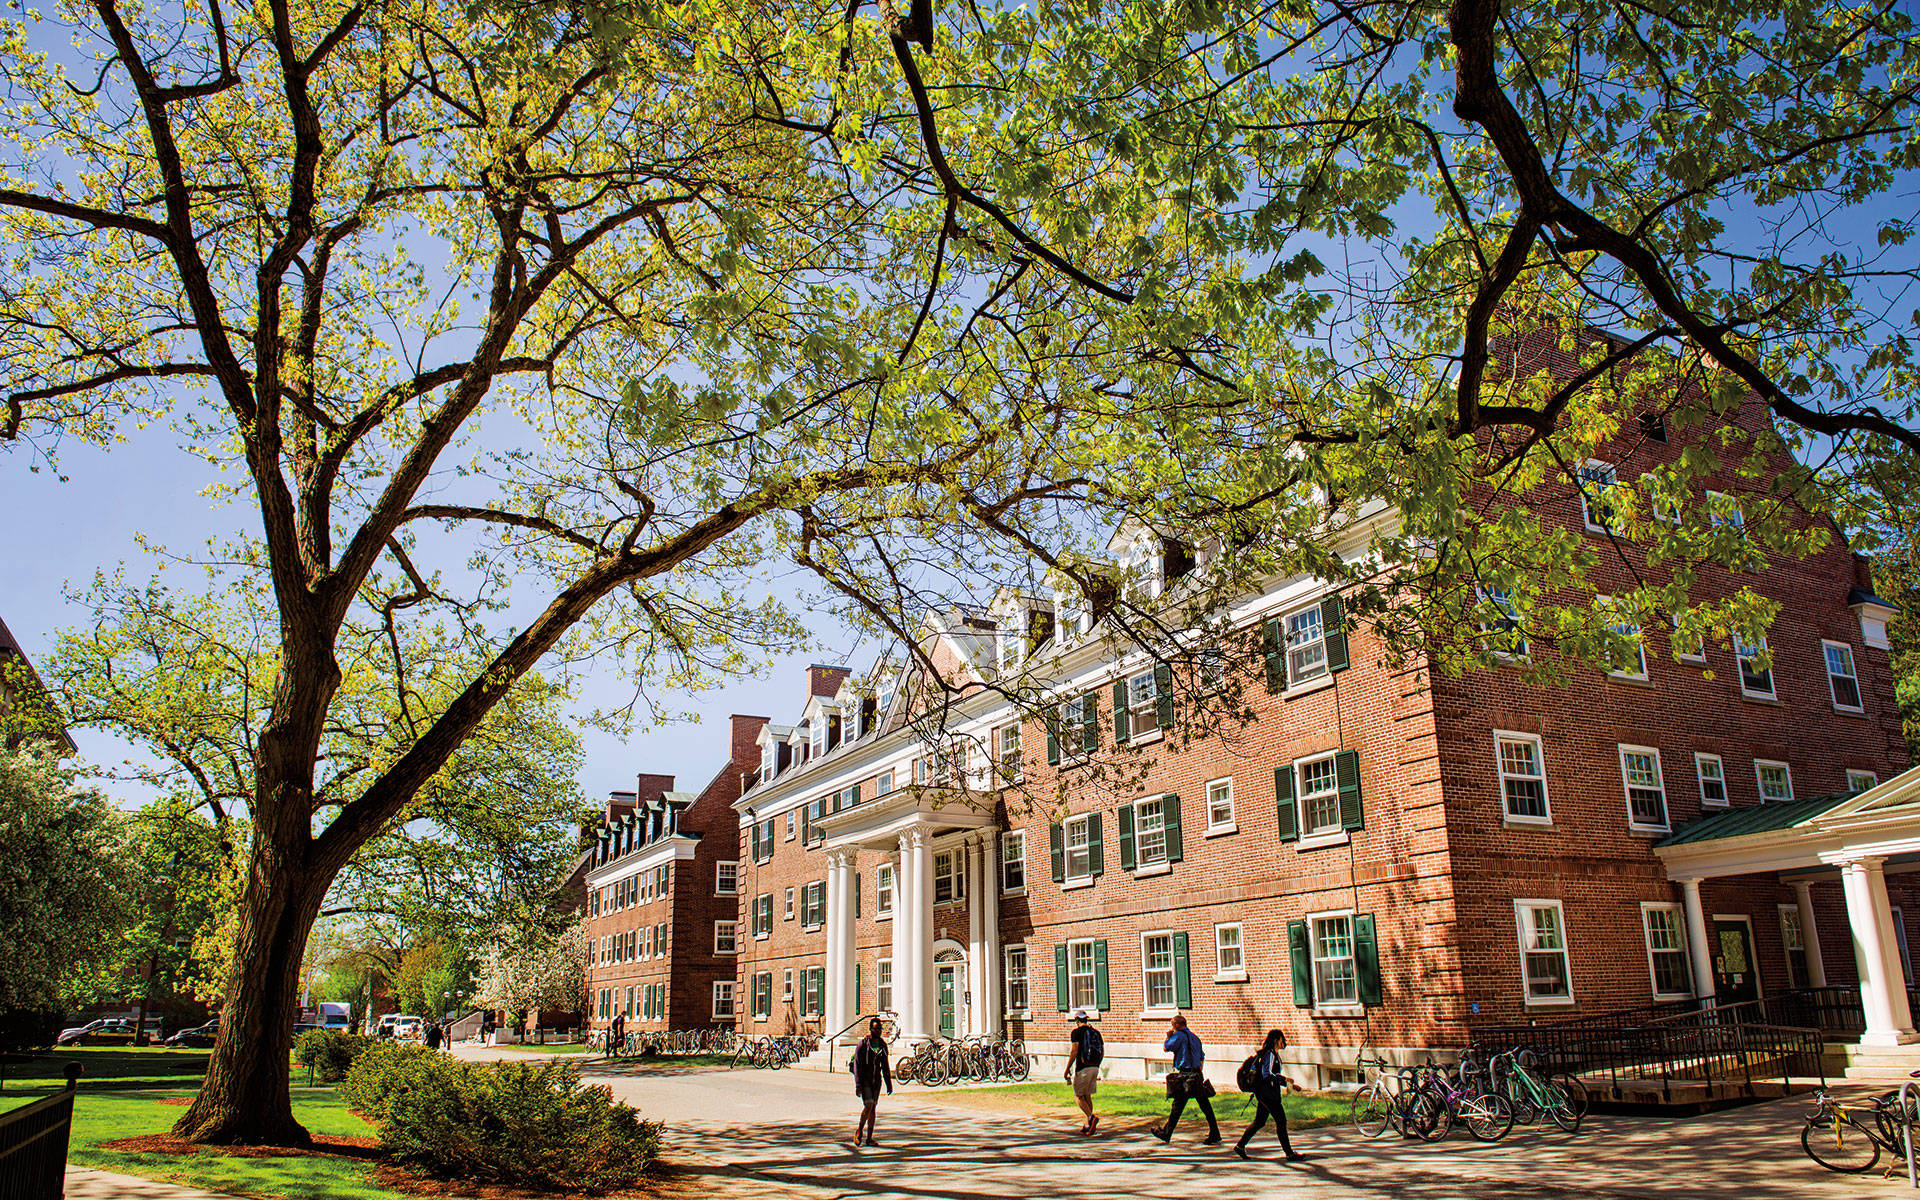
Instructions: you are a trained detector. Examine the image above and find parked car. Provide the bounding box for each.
[165,1019,219,1048]
[56,1019,138,1046]
[374,1013,425,1041]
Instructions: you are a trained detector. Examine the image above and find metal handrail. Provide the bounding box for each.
[825,1011,898,1072]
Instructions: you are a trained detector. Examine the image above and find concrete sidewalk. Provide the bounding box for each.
[64,1167,247,1199]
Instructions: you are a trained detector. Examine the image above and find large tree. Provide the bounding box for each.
[5,0,1919,1146]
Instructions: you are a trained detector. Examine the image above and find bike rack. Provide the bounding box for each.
[1901,1079,1919,1189]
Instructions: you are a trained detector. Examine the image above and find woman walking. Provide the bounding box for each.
[850,1018,893,1147]
[1234,1029,1306,1161]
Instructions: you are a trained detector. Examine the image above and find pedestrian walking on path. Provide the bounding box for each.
[850,1018,894,1147]
[1234,1029,1305,1162]
[424,1022,443,1052]
[1064,1009,1104,1136]
[1152,1015,1220,1145]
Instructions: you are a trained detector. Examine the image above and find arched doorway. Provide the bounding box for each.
[934,944,966,1037]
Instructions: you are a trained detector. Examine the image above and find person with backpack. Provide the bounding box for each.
[1152,1014,1220,1144]
[849,1017,893,1147]
[1064,1009,1105,1135]
[1234,1029,1306,1161]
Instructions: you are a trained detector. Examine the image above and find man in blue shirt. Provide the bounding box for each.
[1153,1015,1220,1144]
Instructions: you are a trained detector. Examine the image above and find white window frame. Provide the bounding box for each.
[997,723,1023,784]
[1134,795,1170,867]
[1476,586,1529,659]
[1640,902,1692,1000]
[753,893,772,939]
[1779,903,1808,989]
[1214,922,1246,982]
[759,743,775,783]
[712,980,736,1020]
[1293,752,1342,839]
[1063,813,1093,882]
[1695,753,1728,808]
[715,860,739,896]
[1308,909,1360,1012]
[1205,776,1236,836]
[1734,633,1776,699]
[1707,489,1745,532]
[714,920,738,955]
[1125,669,1164,741]
[1849,770,1880,793]
[782,968,794,1000]
[1495,731,1551,825]
[876,864,894,918]
[933,850,964,904]
[785,811,796,839]
[1670,615,1706,664]
[812,713,830,757]
[1140,931,1179,1015]
[1599,597,1648,681]
[1515,899,1574,1006]
[1578,459,1617,532]
[1066,938,1099,1013]
[1000,830,1026,894]
[876,769,895,796]
[803,881,824,929]
[1059,694,1087,760]
[1198,644,1227,692]
[1756,759,1794,803]
[1003,944,1030,1015]
[784,886,795,921]
[877,958,894,1013]
[1617,744,1670,832]
[1823,640,1863,713]
[1284,602,1329,687]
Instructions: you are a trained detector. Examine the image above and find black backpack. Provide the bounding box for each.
[1236,1054,1260,1091]
[1078,1026,1105,1067]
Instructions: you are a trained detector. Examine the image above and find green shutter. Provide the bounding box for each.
[751,824,761,860]
[1262,618,1283,691]
[1275,765,1298,842]
[801,804,811,845]
[1081,689,1099,755]
[1118,803,1136,871]
[855,962,862,1012]
[1172,931,1192,1008]
[1288,920,1312,1007]
[1055,944,1070,1012]
[1046,707,1061,765]
[854,870,862,918]
[1354,913,1382,1006]
[1113,678,1131,743]
[1155,662,1174,728]
[1337,748,1364,831]
[1049,822,1065,882]
[1088,812,1104,877]
[1093,940,1110,1010]
[1323,593,1349,673]
[1164,793,1183,863]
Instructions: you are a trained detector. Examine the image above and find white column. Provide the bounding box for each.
[1792,880,1828,989]
[982,829,1002,1036]
[910,826,935,1039]
[896,833,919,1037]
[966,834,985,1034]
[823,852,845,1035]
[1844,858,1918,1045]
[840,853,859,1027]
[887,845,905,1025]
[1678,878,1717,1004]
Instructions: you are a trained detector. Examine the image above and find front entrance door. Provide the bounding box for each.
[938,966,957,1037]
[1712,919,1761,1005]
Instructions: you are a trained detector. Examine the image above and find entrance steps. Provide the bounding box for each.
[1823,1041,1920,1084]
[791,1038,857,1072]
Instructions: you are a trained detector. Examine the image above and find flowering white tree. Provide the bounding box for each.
[473,919,584,1018]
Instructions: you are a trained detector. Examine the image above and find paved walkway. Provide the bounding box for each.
[64,1167,246,1199]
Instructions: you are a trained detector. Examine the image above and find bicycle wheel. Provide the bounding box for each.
[924,1053,950,1086]
[1503,1074,1540,1125]
[1801,1113,1881,1173]
[895,1054,918,1083]
[1461,1091,1515,1142]
[1351,1084,1394,1139]
[1406,1087,1452,1142]
[1546,1074,1587,1133]
[1008,1050,1031,1082]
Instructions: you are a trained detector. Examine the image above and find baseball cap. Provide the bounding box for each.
[1071,1008,1090,1021]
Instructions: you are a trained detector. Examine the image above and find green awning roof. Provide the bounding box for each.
[1656,792,1854,847]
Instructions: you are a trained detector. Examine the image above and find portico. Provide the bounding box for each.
[1656,764,1920,1047]
[815,786,1000,1042]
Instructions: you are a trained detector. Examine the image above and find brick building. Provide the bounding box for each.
[582,714,766,1033]
[727,345,1913,1085]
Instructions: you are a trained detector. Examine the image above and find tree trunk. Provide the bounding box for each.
[133,958,153,1048]
[172,828,321,1145]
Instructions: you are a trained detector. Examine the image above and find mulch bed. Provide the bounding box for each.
[100,1133,383,1160]
[372,1159,704,1200]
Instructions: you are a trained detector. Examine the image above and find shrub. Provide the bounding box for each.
[294,1030,374,1083]
[343,1048,660,1189]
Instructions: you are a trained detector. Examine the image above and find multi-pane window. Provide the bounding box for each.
[1578,460,1617,531]
[1064,815,1093,880]
[1619,746,1669,830]
[1215,923,1244,978]
[998,723,1022,783]
[1496,733,1549,822]
[760,743,776,783]
[785,811,796,840]
[1126,669,1163,737]
[1142,934,1177,1009]
[782,968,794,1000]
[714,921,737,955]
[1642,905,1691,998]
[1296,754,1341,836]
[876,864,894,916]
[1708,490,1745,532]
[1004,945,1029,1012]
[1781,905,1809,988]
[1517,902,1572,1003]
[1135,796,1169,866]
[1310,914,1358,1006]
[1001,831,1026,892]
[876,769,895,796]
[1756,760,1794,802]
[933,851,963,904]
[784,887,795,920]
[804,881,826,927]
[1824,641,1862,711]
[1206,777,1235,832]
[716,861,739,895]
[1600,598,1647,680]
[1060,695,1087,756]
[802,969,822,1016]
[1198,645,1226,692]
[1067,940,1099,1011]
[712,981,735,1019]
[1670,615,1706,662]
[877,959,893,1012]
[812,715,829,758]
[1477,587,1529,658]
[1286,604,1328,685]
[1734,633,1774,698]
[1696,753,1728,807]
[1849,770,1880,793]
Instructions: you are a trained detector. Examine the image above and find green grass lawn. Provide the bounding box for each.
[1,1048,397,1200]
[939,1077,1353,1131]
[493,1040,590,1054]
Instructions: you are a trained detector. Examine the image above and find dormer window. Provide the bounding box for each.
[760,743,776,783]
[812,711,832,757]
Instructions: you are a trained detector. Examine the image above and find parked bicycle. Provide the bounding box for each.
[1801,1078,1920,1175]
[1489,1048,1586,1133]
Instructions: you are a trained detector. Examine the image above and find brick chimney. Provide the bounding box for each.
[604,790,638,822]
[633,772,674,806]
[729,714,771,769]
[808,663,852,701]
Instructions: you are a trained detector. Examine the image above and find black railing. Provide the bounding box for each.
[0,1062,79,1200]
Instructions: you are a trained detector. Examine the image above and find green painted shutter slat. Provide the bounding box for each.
[1119,804,1136,871]
[1262,618,1283,691]
[801,805,811,845]
[1081,690,1099,755]
[1088,812,1104,877]
[1093,940,1110,1010]
[1164,793,1183,863]
[1355,913,1382,1006]
[1323,593,1349,673]
[1337,748,1364,831]
[1046,707,1061,765]
[855,962,862,1012]
[1112,678,1130,743]
[1172,931,1192,1008]
[854,870,862,918]
[1049,822,1065,883]
[1055,944,1070,1012]
[1155,662,1173,728]
[1275,765,1299,842]
[1288,920,1312,1007]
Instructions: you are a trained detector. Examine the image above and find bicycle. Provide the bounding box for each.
[1801,1082,1920,1174]
[1350,1055,1407,1139]
[1490,1048,1586,1133]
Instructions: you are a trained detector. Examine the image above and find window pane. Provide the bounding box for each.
[1287,607,1327,683]
[1299,757,1340,834]
[1207,779,1234,827]
[1136,799,1166,863]
[1499,737,1547,819]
